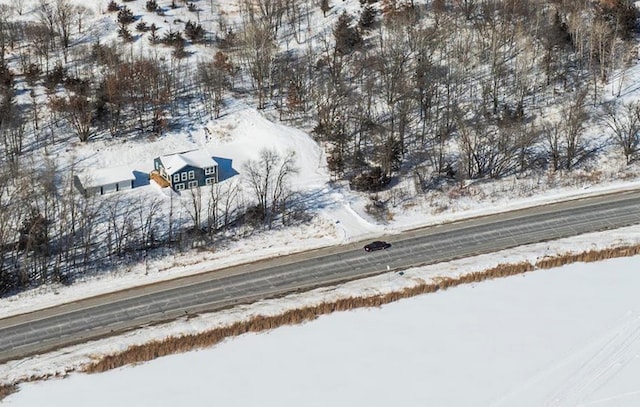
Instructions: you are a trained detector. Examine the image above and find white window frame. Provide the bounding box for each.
[175,183,185,191]
[205,177,215,185]
[205,166,215,175]
[173,173,180,183]
[181,172,187,181]
[188,180,198,189]
[188,170,195,180]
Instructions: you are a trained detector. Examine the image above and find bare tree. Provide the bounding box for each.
[76,194,102,273]
[543,118,563,172]
[184,186,203,232]
[74,5,93,34]
[36,0,57,50]
[1,119,25,173]
[239,0,286,38]
[55,0,74,62]
[25,23,52,73]
[455,0,476,20]
[100,64,127,137]
[602,100,640,164]
[221,179,241,230]
[197,52,233,119]
[135,196,162,249]
[208,180,242,233]
[243,149,298,227]
[105,196,136,256]
[562,90,589,169]
[0,5,11,65]
[239,20,275,109]
[50,94,93,142]
[375,25,412,152]
[115,57,171,135]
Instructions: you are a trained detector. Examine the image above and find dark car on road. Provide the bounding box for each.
[364,241,391,252]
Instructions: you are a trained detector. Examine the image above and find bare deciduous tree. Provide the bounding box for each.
[36,0,56,50]
[239,21,275,109]
[243,149,298,227]
[74,5,93,34]
[184,186,203,232]
[198,51,233,119]
[562,89,589,170]
[207,179,240,232]
[50,94,93,142]
[602,100,640,164]
[55,0,74,62]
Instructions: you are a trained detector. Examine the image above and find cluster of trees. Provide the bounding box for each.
[0,0,639,295]
[307,0,640,190]
[0,146,301,296]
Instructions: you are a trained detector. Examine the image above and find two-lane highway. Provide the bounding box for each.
[2,190,640,363]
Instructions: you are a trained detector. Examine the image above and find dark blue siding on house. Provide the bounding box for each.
[154,153,219,191]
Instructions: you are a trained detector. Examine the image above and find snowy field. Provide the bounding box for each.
[4,255,640,407]
[3,0,640,402]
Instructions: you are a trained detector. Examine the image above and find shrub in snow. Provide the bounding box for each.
[350,167,390,192]
[117,6,135,25]
[146,0,158,12]
[107,1,120,12]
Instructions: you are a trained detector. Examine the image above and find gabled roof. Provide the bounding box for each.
[80,165,135,188]
[158,150,218,175]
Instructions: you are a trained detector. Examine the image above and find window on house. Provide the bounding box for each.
[205,167,215,175]
[188,170,195,180]
[188,180,198,188]
[173,174,180,183]
[181,172,187,181]
[175,183,184,191]
[206,177,215,185]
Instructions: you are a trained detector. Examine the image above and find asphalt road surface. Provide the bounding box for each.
[2,190,640,363]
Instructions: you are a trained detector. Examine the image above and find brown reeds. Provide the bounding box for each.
[0,383,17,401]
[535,245,640,269]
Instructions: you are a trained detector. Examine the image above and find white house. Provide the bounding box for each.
[74,165,136,197]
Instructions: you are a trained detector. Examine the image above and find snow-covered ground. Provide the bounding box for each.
[3,0,640,321]
[4,254,640,407]
[3,0,640,400]
[3,96,640,320]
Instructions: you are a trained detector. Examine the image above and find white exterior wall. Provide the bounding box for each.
[101,183,117,195]
[116,180,133,191]
[77,167,136,197]
[84,186,101,196]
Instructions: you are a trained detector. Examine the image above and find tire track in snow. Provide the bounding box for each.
[490,312,640,407]
[543,313,640,407]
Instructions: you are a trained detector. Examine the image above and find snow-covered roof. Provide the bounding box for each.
[158,150,218,175]
[81,166,135,188]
